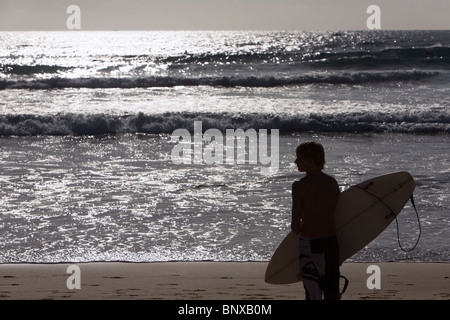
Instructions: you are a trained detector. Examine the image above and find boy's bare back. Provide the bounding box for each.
[291,171,340,238]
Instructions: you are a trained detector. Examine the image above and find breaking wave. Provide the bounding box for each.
[1,111,449,136]
[0,71,440,90]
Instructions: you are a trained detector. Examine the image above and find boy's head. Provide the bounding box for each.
[295,141,325,171]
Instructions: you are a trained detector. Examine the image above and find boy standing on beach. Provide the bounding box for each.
[291,141,341,300]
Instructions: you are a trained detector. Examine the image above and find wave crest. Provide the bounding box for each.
[0,71,439,90]
[1,111,448,136]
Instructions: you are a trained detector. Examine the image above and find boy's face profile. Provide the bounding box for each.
[295,154,310,172]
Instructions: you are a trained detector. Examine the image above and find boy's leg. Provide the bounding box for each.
[299,238,325,300]
[323,237,340,300]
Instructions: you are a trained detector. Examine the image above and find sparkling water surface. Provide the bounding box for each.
[0,30,449,263]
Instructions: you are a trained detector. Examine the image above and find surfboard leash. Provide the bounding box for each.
[354,184,422,253]
[394,194,422,253]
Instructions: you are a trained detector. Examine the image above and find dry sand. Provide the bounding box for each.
[0,262,449,300]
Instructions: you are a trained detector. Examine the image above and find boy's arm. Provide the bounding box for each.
[291,181,302,235]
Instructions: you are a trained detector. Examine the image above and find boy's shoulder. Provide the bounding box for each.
[293,172,338,187]
[321,171,338,183]
[292,178,306,190]
[292,174,313,191]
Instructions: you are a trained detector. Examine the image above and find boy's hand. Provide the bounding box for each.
[291,221,301,235]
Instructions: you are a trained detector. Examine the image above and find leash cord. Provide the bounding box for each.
[395,194,421,252]
[355,185,421,252]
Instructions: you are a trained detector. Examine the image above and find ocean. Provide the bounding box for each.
[0,30,449,263]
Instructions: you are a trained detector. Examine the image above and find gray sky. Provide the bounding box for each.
[0,0,449,31]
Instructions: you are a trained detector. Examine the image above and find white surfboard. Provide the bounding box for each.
[265,171,416,284]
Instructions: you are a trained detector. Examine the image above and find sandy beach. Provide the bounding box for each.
[0,262,448,300]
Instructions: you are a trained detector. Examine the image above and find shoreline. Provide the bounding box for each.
[0,262,449,300]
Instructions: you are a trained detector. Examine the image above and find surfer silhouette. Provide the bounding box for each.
[291,141,341,300]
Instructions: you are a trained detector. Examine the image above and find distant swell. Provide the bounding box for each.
[1,112,449,136]
[0,64,72,75]
[307,46,450,68]
[161,45,450,68]
[0,71,439,90]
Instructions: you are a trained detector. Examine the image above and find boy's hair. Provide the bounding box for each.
[296,141,326,170]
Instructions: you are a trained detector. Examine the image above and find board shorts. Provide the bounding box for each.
[298,236,340,300]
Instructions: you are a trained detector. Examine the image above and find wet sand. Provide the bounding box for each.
[0,262,449,300]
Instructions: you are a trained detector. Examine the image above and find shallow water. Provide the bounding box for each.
[0,133,448,263]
